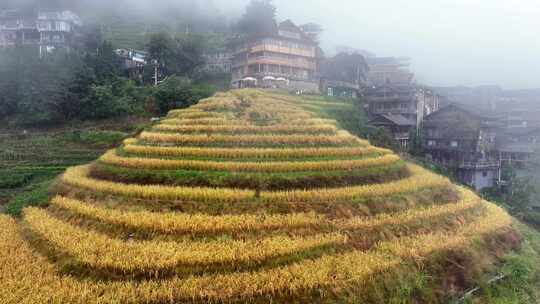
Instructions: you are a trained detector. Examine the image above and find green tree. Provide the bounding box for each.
[91,40,122,83]
[149,76,215,115]
[144,32,205,80]
[80,84,131,119]
[145,32,174,66]
[408,128,423,156]
[0,37,134,125]
[482,166,539,217]
[0,48,22,117]
[237,0,277,36]
[173,34,205,76]
[7,48,80,125]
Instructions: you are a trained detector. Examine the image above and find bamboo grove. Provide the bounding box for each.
[0,89,520,303]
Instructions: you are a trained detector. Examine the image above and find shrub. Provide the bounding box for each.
[5,181,51,217]
[150,76,217,115]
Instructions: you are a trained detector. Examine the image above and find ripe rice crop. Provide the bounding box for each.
[122,138,138,145]
[61,165,255,202]
[166,112,222,119]
[122,144,388,159]
[51,196,324,234]
[62,164,443,203]
[0,203,511,303]
[25,208,346,272]
[376,202,512,259]
[0,214,394,303]
[286,118,338,125]
[52,193,476,237]
[192,97,242,112]
[160,118,242,126]
[138,131,360,146]
[260,165,450,203]
[99,150,401,173]
[167,109,207,114]
[152,124,338,134]
[241,107,314,122]
[338,188,481,230]
[0,89,520,304]
[160,117,338,127]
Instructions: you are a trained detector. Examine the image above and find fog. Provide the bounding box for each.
[7,0,539,89]
[217,0,540,90]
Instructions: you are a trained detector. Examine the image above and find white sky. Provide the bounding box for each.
[216,0,540,89]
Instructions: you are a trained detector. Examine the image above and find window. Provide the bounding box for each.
[427,129,434,137]
[427,140,437,146]
[482,171,488,177]
[450,140,459,148]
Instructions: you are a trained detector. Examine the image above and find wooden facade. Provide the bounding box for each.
[0,10,82,56]
[229,20,320,92]
[367,84,440,149]
[422,104,500,190]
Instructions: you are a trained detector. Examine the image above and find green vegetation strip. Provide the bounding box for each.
[91,161,408,190]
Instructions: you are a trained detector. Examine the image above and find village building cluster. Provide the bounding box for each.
[421,100,540,191]
[0,9,82,56]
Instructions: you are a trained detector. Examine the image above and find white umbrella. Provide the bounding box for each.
[275,77,288,82]
[242,77,257,82]
[263,76,276,81]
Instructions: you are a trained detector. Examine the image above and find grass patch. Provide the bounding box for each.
[294,95,399,151]
[90,161,409,190]
[64,130,128,148]
[0,120,141,214]
[465,221,540,303]
[0,172,34,189]
[5,181,52,217]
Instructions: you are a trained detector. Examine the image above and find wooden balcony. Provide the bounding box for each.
[251,44,315,58]
[459,161,499,169]
[368,95,415,103]
[393,132,411,140]
[233,56,316,71]
[371,108,416,115]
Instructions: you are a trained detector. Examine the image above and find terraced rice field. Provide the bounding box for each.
[0,90,520,303]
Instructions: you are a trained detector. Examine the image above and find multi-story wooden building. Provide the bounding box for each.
[0,10,82,56]
[367,84,440,149]
[422,103,501,190]
[115,48,148,81]
[229,20,320,92]
[497,127,540,168]
[365,56,414,86]
[202,51,232,74]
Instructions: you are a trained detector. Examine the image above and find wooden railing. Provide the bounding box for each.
[459,161,499,169]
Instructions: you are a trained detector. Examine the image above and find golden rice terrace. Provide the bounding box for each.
[0,90,521,303]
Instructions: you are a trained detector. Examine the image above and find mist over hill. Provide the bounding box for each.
[1,0,231,32]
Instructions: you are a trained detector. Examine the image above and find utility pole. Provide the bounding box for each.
[154,65,158,86]
[152,59,159,86]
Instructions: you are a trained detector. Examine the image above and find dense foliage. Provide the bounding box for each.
[144,32,206,80]
[0,39,215,126]
[237,0,277,36]
[482,166,540,217]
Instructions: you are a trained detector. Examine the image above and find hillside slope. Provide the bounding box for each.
[0,90,528,303]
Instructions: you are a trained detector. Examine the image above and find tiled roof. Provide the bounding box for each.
[369,114,415,126]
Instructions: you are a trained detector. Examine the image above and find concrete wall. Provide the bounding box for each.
[472,169,498,191]
[459,168,498,191]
